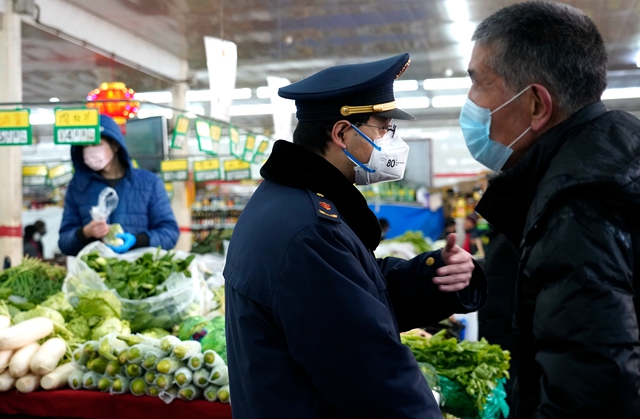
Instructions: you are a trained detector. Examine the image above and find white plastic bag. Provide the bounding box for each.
[63,242,211,332]
[90,187,119,222]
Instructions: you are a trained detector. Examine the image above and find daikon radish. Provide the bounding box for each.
[30,338,66,376]
[0,350,13,374]
[9,342,40,378]
[0,315,10,330]
[0,317,53,350]
[41,362,78,390]
[15,373,40,393]
[0,370,15,391]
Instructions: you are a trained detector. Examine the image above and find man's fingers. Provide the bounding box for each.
[444,233,457,252]
[437,260,474,276]
[433,273,472,286]
[437,282,469,292]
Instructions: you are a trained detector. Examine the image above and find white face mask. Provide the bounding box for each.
[343,125,410,185]
[33,233,41,242]
[83,142,114,172]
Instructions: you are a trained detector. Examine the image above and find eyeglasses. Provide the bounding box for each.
[354,122,397,138]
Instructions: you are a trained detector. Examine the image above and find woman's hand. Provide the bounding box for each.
[83,220,109,239]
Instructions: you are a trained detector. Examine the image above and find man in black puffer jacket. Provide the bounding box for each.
[462,2,640,418]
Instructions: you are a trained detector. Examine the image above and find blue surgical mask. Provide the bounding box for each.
[460,85,532,172]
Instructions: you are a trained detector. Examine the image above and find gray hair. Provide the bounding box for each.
[473,1,607,115]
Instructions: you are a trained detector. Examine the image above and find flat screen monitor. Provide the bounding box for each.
[124,116,168,173]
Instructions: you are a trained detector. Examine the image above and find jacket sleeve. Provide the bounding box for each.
[145,176,179,250]
[380,252,487,331]
[526,199,640,419]
[272,223,441,419]
[58,187,90,256]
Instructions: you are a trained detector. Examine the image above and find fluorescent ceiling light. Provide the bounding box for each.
[431,94,468,108]
[135,91,172,103]
[636,51,640,68]
[49,97,60,103]
[393,80,419,92]
[396,96,430,109]
[601,87,640,100]
[449,21,476,43]
[256,86,275,99]
[229,103,295,116]
[445,0,469,22]
[187,105,205,116]
[186,88,252,102]
[423,77,471,90]
[30,110,55,125]
[137,108,173,119]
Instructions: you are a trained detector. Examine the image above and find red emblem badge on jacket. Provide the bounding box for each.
[319,202,331,210]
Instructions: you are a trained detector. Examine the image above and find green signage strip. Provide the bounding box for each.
[160,159,189,182]
[193,159,221,182]
[228,125,242,159]
[223,159,251,181]
[0,109,32,146]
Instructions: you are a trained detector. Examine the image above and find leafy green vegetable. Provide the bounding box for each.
[0,257,66,304]
[402,330,510,414]
[77,290,122,319]
[67,316,91,340]
[139,328,171,339]
[104,224,125,247]
[91,317,131,341]
[13,306,65,326]
[384,231,432,253]
[80,248,195,300]
[41,292,77,322]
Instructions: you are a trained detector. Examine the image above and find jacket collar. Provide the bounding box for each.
[260,140,382,250]
[476,101,608,246]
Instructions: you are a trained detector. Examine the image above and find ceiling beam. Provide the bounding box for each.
[22,0,188,83]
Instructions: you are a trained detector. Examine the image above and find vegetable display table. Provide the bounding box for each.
[0,389,233,419]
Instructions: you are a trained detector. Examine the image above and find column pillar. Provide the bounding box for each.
[0,0,23,267]
[169,81,192,251]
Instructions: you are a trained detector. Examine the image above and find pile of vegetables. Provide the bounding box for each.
[402,330,510,418]
[0,258,66,314]
[178,316,227,363]
[0,313,80,394]
[70,332,229,403]
[104,223,124,247]
[384,231,432,253]
[80,249,195,300]
[191,229,233,255]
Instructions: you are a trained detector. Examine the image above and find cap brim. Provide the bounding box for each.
[376,108,416,121]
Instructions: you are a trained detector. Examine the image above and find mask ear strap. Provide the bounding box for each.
[507,126,531,148]
[490,85,532,115]
[343,149,375,173]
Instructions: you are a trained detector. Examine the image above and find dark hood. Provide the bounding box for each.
[260,140,382,251]
[477,101,640,246]
[70,115,133,191]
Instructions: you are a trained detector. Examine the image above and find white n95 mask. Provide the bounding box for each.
[343,125,410,185]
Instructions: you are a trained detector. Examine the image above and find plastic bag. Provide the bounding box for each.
[91,187,119,222]
[439,376,510,419]
[63,242,210,332]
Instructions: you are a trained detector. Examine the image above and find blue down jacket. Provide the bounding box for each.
[58,116,179,256]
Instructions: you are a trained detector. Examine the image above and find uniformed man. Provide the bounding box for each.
[223,53,487,419]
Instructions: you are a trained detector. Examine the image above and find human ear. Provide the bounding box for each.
[330,120,352,149]
[529,84,553,132]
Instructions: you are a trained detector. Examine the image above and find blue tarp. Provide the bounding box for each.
[368,203,445,241]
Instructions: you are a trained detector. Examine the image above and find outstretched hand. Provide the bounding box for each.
[432,233,475,292]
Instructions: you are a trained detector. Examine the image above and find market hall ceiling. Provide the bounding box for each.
[19,0,640,103]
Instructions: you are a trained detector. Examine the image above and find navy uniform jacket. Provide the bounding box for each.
[224,140,487,419]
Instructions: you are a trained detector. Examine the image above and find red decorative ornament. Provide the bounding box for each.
[87,82,140,132]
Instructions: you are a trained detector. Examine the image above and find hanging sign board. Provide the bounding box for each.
[195,119,216,155]
[171,115,190,149]
[48,163,74,187]
[228,125,242,158]
[164,182,174,200]
[210,123,222,155]
[22,165,48,186]
[160,159,189,182]
[242,135,256,162]
[53,108,100,145]
[0,109,32,146]
[252,140,270,163]
[194,159,221,182]
[223,159,251,181]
